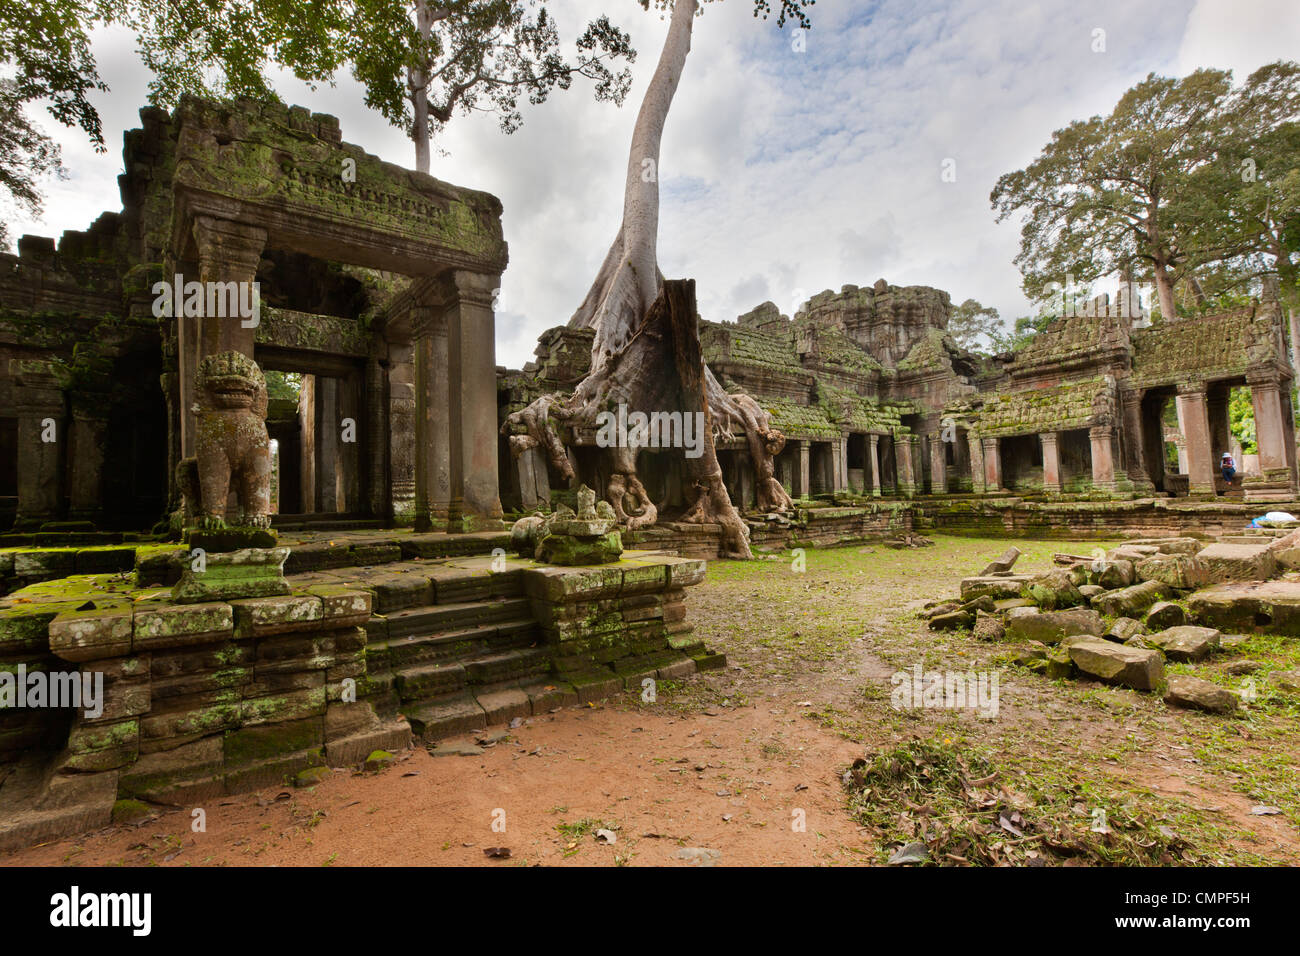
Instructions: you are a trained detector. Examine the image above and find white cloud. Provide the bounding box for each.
[10,0,1299,367]
[1176,0,1300,78]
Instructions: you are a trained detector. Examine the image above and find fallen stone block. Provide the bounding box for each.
[1134,553,1206,589]
[1145,625,1220,662]
[1195,542,1278,584]
[959,574,1034,602]
[1011,642,1048,666]
[1092,580,1170,618]
[922,601,960,620]
[1270,669,1300,694]
[1145,601,1186,630]
[972,612,1005,642]
[1107,545,1159,563]
[1125,537,1203,555]
[1164,675,1237,714]
[1026,570,1084,610]
[1274,546,1300,570]
[928,610,972,631]
[1105,617,1146,643]
[1089,559,1134,590]
[1044,646,1075,679]
[1067,639,1163,690]
[979,547,1021,576]
[1188,581,1300,635]
[1005,607,1103,645]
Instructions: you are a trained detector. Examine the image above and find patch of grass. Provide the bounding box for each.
[844,737,1196,866]
[555,818,618,841]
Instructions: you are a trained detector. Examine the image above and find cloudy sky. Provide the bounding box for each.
[9,0,1300,367]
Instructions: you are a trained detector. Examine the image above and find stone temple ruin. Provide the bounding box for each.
[502,274,1297,548]
[2,98,1298,847]
[0,99,718,848]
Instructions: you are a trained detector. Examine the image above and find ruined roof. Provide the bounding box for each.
[1129,307,1281,388]
[974,377,1109,438]
[817,382,911,432]
[1008,312,1130,373]
[700,320,804,373]
[758,396,842,440]
[896,329,957,372]
[170,96,508,277]
[797,322,883,374]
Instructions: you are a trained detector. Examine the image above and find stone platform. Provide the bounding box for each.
[0,541,721,851]
[918,495,1300,541]
[1,503,918,596]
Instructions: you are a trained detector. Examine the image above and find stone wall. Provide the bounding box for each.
[917,497,1273,540]
[0,540,718,850]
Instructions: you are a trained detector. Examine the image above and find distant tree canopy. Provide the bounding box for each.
[0,0,123,248]
[129,0,638,173]
[0,0,637,244]
[992,61,1300,321]
[947,298,1054,356]
[947,298,1001,353]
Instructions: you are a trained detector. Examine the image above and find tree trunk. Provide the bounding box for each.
[1153,261,1177,320]
[410,0,435,175]
[502,0,793,559]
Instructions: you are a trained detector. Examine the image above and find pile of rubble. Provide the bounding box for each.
[923,529,1300,715]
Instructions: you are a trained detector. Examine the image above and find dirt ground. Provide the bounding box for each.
[4,535,1298,867]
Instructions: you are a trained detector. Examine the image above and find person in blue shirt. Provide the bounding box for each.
[1221,452,1236,484]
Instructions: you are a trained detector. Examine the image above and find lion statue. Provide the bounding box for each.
[176,350,272,530]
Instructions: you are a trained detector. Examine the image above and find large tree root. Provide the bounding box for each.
[502,280,780,559]
[498,2,790,559]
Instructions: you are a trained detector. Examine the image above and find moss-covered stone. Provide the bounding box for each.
[363,749,395,771]
[111,798,157,825]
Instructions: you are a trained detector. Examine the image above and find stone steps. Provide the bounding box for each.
[378,597,532,638]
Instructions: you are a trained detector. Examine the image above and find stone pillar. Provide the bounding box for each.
[1207,384,1232,465]
[314,376,340,512]
[928,432,947,494]
[12,361,65,529]
[797,440,810,499]
[365,356,388,519]
[1088,425,1117,490]
[517,446,550,510]
[896,435,917,497]
[183,217,267,460]
[299,375,316,513]
[1120,387,1155,495]
[1248,373,1298,492]
[68,395,110,523]
[387,342,416,524]
[1176,383,1216,497]
[339,370,362,513]
[737,453,755,510]
[966,431,985,495]
[1040,432,1062,495]
[867,434,882,498]
[160,370,182,514]
[191,216,268,360]
[439,270,503,528]
[411,305,451,532]
[981,437,1002,492]
[833,436,848,492]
